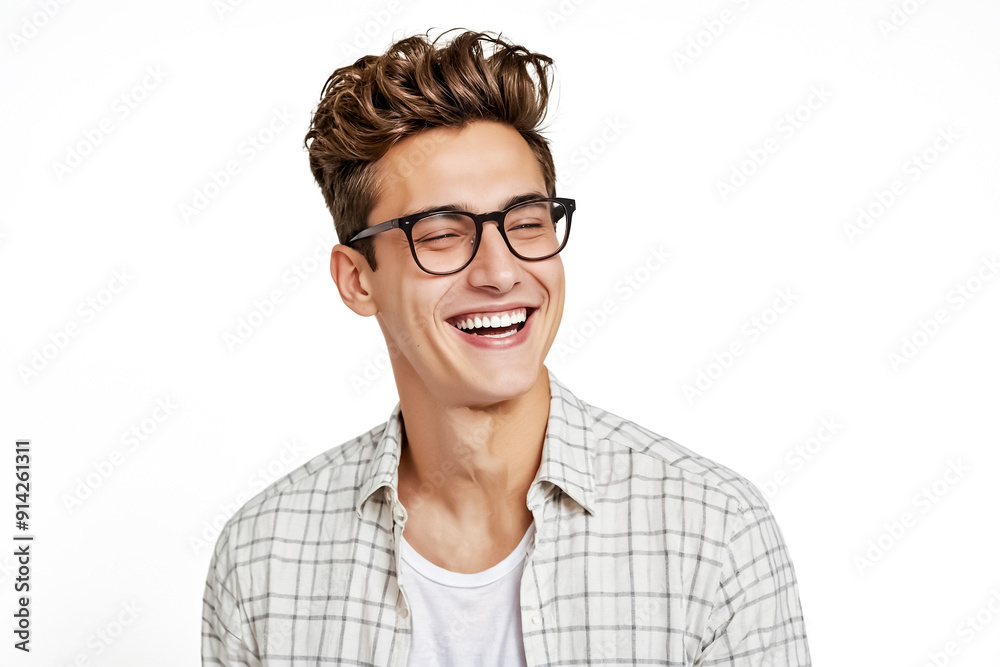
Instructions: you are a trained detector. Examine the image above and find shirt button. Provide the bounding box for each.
[531,614,541,625]
[399,607,409,618]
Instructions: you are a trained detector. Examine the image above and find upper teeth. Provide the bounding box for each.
[453,308,528,330]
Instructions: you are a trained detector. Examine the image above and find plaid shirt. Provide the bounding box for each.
[202,371,811,665]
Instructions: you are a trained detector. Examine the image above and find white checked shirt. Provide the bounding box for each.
[202,371,811,665]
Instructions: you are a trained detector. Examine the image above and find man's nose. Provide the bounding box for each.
[466,221,520,291]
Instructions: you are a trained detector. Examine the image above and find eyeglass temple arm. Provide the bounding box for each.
[348,219,399,244]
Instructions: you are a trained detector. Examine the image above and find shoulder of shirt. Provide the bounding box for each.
[214,420,386,538]
[581,397,770,518]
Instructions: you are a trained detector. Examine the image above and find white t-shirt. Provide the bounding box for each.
[400,522,535,667]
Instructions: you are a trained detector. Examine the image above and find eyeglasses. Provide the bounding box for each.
[347,197,575,275]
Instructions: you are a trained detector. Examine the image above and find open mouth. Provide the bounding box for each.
[447,307,534,339]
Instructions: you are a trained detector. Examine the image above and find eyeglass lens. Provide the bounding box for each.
[410,200,569,273]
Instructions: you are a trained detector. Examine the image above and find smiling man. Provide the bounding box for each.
[202,29,811,666]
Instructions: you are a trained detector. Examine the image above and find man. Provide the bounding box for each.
[202,29,811,666]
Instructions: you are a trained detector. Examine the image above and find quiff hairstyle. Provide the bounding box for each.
[304,28,558,270]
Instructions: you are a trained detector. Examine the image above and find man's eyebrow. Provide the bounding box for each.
[401,192,549,219]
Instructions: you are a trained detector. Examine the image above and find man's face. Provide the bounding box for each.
[362,121,565,407]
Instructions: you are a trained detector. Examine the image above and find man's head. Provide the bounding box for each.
[304,29,558,271]
[307,30,566,407]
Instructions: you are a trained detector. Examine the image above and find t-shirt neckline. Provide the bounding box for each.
[400,522,535,588]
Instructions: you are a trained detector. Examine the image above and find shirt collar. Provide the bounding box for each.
[355,368,599,518]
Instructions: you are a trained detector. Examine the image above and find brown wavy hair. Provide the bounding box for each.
[304,28,558,270]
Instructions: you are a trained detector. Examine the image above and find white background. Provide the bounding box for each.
[3,0,999,664]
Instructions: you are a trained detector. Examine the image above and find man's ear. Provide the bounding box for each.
[330,244,379,317]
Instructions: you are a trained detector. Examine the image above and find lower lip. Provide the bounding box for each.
[450,311,534,349]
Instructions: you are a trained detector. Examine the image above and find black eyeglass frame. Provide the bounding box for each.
[346,197,576,276]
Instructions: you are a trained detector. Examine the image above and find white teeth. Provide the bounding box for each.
[450,308,529,330]
[482,329,517,339]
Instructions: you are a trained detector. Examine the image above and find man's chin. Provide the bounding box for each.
[453,364,546,408]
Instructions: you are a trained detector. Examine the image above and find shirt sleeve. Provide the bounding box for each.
[696,501,812,666]
[201,527,261,667]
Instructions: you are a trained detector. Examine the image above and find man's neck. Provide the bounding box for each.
[395,366,550,529]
